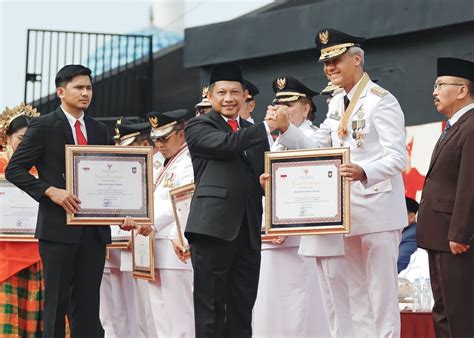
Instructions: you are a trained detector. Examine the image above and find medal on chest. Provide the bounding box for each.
[163,172,175,188]
[351,106,366,148]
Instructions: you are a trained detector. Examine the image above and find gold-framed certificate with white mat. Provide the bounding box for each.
[65,145,154,226]
[0,174,39,241]
[264,147,351,236]
[169,183,194,260]
[132,229,155,280]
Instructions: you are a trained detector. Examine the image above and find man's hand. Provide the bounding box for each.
[340,163,367,182]
[171,239,190,263]
[271,236,287,245]
[265,105,290,133]
[449,241,470,255]
[120,216,137,231]
[136,225,153,237]
[259,173,270,190]
[44,186,81,214]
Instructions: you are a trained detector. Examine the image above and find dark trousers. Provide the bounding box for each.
[428,249,474,338]
[39,227,106,338]
[190,221,261,338]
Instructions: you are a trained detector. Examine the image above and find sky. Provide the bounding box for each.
[0,0,273,109]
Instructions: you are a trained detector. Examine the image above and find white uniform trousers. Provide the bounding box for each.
[252,246,330,337]
[132,277,155,337]
[315,256,354,338]
[344,230,401,338]
[100,269,140,338]
[145,269,195,338]
[121,250,154,338]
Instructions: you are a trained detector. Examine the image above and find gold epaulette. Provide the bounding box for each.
[333,87,344,96]
[370,87,388,97]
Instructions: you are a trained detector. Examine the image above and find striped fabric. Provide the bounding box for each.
[0,262,43,337]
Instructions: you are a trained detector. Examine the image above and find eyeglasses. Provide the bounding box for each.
[151,130,178,143]
[433,82,465,91]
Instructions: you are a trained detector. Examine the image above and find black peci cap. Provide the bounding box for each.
[243,79,259,101]
[437,57,474,82]
[209,63,244,85]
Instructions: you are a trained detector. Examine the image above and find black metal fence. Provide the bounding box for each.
[24,29,153,118]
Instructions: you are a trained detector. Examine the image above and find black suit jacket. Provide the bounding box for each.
[184,110,269,249]
[417,108,474,251]
[6,107,111,244]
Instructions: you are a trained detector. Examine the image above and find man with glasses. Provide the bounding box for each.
[134,109,195,337]
[265,29,407,337]
[417,57,474,338]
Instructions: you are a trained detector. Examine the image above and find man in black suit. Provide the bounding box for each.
[6,65,133,337]
[184,63,270,338]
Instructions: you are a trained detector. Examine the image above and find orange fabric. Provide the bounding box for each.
[0,152,41,282]
[0,156,6,173]
[0,242,41,283]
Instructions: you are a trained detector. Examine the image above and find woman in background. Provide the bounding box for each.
[0,103,42,337]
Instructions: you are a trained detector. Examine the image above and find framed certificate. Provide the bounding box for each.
[66,145,154,225]
[132,229,155,280]
[261,228,280,243]
[169,183,194,260]
[107,226,132,249]
[265,147,350,236]
[0,175,39,241]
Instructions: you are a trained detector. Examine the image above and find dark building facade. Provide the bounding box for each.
[183,0,474,126]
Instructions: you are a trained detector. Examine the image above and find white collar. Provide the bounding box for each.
[221,114,240,124]
[344,75,366,101]
[448,102,474,126]
[61,106,85,126]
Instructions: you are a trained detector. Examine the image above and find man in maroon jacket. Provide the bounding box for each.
[417,57,474,338]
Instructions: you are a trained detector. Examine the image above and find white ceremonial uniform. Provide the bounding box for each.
[253,120,330,337]
[145,144,195,337]
[280,79,407,338]
[100,246,140,338]
[117,152,164,338]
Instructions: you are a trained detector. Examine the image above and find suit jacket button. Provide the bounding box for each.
[425,178,430,183]
[374,187,378,192]
[420,198,425,204]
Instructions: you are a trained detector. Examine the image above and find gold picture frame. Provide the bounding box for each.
[65,145,154,226]
[107,226,132,249]
[169,183,195,261]
[0,174,39,242]
[132,229,155,280]
[265,147,351,236]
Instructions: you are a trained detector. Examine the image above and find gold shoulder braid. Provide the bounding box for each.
[370,87,388,97]
[337,73,370,141]
[0,103,40,147]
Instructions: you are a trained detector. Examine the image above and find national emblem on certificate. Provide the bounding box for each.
[264,147,351,236]
[65,145,154,225]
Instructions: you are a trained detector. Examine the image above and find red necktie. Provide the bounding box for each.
[227,119,238,132]
[74,120,88,145]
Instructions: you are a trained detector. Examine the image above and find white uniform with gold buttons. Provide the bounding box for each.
[252,120,330,338]
[118,152,164,338]
[144,144,195,337]
[279,79,407,338]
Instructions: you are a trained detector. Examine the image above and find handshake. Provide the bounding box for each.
[265,104,291,133]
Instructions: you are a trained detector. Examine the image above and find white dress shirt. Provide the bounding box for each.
[448,102,474,126]
[61,106,88,144]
